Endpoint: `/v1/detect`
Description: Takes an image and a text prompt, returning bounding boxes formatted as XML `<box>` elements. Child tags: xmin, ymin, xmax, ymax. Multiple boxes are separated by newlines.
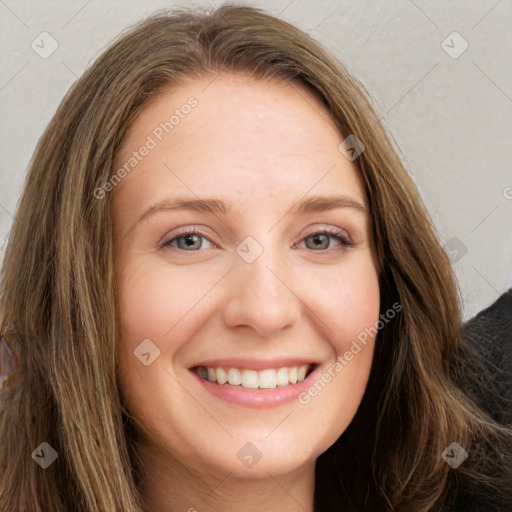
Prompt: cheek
<box><xmin>117</xmin><ymin>259</ymin><xmax>212</xmax><ymax>344</ymax></box>
<box><xmin>336</xmin><ymin>276</ymin><xmax>380</xmax><ymax>352</ymax></box>
<box><xmin>296</xmin><ymin>265</ymin><xmax>379</xmax><ymax>448</ymax></box>
<box><xmin>116</xmin><ymin>261</ymin><xmax>185</xmax><ymax>378</ymax></box>
<box><xmin>307</xmin><ymin>257</ymin><xmax>381</xmax><ymax>353</ymax></box>
<box><xmin>115</xmin><ymin>258</ymin><xmax>226</xmax><ymax>386</ymax></box>
<box><xmin>115</xmin><ymin>260</ymin><xmax>207</xmax><ymax>426</ymax></box>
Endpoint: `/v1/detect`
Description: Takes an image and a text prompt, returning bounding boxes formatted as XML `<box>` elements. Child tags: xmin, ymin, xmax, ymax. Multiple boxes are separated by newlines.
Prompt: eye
<box><xmin>159</xmin><ymin>228</ymin><xmax>214</xmax><ymax>251</ymax></box>
<box><xmin>294</xmin><ymin>228</ymin><xmax>353</xmax><ymax>252</ymax></box>
<box><xmin>160</xmin><ymin>227</ymin><xmax>353</xmax><ymax>252</ymax></box>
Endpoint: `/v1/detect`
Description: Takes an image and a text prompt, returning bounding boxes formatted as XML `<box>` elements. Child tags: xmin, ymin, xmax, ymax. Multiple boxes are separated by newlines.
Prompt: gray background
<box><xmin>1</xmin><ymin>0</ymin><xmax>511</xmax><ymax>321</ymax></box>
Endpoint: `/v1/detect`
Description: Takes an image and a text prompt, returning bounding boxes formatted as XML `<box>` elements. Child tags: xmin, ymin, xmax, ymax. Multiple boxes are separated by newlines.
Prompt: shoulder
<box><xmin>462</xmin><ymin>288</ymin><xmax>512</xmax><ymax>341</ymax></box>
<box><xmin>459</xmin><ymin>288</ymin><xmax>512</xmax><ymax>425</ymax></box>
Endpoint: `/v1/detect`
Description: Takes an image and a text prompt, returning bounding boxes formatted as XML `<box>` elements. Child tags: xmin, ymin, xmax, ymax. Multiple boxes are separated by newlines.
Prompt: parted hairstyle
<box><xmin>0</xmin><ymin>4</ymin><xmax>510</xmax><ymax>511</ymax></box>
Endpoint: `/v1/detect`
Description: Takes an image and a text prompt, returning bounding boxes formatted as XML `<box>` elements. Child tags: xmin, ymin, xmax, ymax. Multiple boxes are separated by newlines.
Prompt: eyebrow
<box><xmin>135</xmin><ymin>194</ymin><xmax>367</xmax><ymax>226</ymax></box>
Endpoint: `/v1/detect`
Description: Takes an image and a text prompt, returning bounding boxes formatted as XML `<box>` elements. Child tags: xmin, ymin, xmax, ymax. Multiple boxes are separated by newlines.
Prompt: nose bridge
<box><xmin>222</xmin><ymin>233</ymin><xmax>300</xmax><ymax>336</ymax></box>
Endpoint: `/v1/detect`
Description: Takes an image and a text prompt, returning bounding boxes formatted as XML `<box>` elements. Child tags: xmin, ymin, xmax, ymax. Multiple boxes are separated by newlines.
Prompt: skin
<box><xmin>113</xmin><ymin>73</ymin><xmax>380</xmax><ymax>512</ymax></box>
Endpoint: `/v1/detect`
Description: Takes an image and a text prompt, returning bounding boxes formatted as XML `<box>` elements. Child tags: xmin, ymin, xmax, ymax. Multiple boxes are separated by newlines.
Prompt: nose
<box><xmin>222</xmin><ymin>245</ymin><xmax>301</xmax><ymax>338</ymax></box>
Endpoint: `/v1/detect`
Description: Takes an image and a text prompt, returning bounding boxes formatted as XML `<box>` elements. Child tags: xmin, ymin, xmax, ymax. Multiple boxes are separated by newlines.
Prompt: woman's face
<box><xmin>113</xmin><ymin>73</ymin><xmax>380</xmax><ymax>480</ymax></box>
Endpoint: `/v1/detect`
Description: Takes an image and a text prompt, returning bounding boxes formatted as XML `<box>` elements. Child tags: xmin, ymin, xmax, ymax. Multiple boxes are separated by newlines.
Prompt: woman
<box><xmin>0</xmin><ymin>5</ymin><xmax>510</xmax><ymax>511</ymax></box>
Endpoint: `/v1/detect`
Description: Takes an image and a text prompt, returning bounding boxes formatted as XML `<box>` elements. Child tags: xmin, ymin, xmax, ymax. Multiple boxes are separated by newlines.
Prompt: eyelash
<box><xmin>159</xmin><ymin>227</ymin><xmax>353</xmax><ymax>252</ymax></box>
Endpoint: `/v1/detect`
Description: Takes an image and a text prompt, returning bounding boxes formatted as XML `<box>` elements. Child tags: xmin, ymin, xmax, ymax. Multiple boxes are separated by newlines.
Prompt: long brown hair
<box><xmin>1</xmin><ymin>5</ymin><xmax>510</xmax><ymax>511</ymax></box>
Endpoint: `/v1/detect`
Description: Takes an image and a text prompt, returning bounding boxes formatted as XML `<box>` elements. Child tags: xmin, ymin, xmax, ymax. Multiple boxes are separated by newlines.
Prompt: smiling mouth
<box><xmin>192</xmin><ymin>364</ymin><xmax>317</xmax><ymax>390</ymax></box>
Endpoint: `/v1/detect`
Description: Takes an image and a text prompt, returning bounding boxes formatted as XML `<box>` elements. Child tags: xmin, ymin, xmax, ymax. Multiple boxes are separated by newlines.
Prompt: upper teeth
<box><xmin>197</xmin><ymin>365</ymin><xmax>311</xmax><ymax>389</ymax></box>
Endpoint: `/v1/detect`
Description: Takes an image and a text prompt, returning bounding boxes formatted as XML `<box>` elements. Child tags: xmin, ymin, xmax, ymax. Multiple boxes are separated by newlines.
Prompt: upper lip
<box><xmin>190</xmin><ymin>358</ymin><xmax>320</xmax><ymax>371</ymax></box>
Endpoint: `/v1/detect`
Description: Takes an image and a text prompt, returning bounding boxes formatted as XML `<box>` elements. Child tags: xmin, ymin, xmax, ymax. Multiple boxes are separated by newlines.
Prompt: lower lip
<box><xmin>190</xmin><ymin>365</ymin><xmax>321</xmax><ymax>409</ymax></box>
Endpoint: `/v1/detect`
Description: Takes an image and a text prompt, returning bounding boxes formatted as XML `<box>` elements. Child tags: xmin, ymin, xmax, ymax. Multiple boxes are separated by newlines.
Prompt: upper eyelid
<box><xmin>161</xmin><ymin>226</ymin><xmax>352</xmax><ymax>248</ymax></box>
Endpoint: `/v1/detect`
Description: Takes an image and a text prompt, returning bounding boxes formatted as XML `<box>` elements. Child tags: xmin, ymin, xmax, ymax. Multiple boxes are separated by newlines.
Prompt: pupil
<box><xmin>311</xmin><ymin>234</ymin><xmax>327</xmax><ymax>249</ymax></box>
<box><xmin>181</xmin><ymin>234</ymin><xmax>199</xmax><ymax>249</ymax></box>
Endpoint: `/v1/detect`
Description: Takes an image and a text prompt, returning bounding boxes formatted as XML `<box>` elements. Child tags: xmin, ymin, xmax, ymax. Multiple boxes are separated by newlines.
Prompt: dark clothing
<box><xmin>459</xmin><ymin>288</ymin><xmax>512</xmax><ymax>426</ymax></box>
<box><xmin>452</xmin><ymin>288</ymin><xmax>512</xmax><ymax>511</ymax></box>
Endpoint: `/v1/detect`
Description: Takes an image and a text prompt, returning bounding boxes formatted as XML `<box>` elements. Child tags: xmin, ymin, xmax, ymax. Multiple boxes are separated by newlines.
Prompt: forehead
<box><xmin>113</xmin><ymin>73</ymin><xmax>366</xmax><ymax>221</ymax></box>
